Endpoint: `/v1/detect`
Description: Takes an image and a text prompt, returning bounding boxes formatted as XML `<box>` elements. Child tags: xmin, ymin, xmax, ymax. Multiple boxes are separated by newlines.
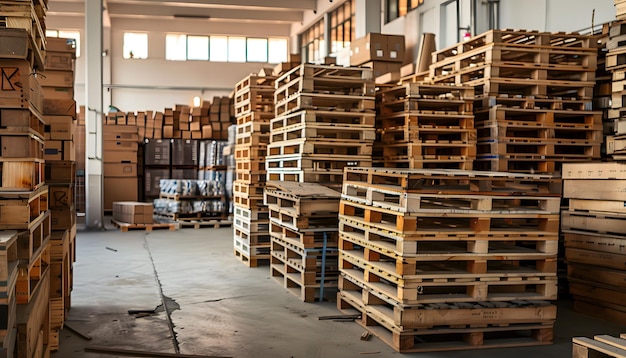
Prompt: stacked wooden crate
<box><xmin>0</xmin><ymin>231</ymin><xmax>18</xmax><ymax>356</ymax></box>
<box><xmin>265</xmin><ymin>182</ymin><xmax>340</xmax><ymax>302</ymax></box>
<box><xmin>374</xmin><ymin>83</ymin><xmax>476</xmax><ymax>169</ymax></box>
<box><xmin>338</xmin><ymin>167</ymin><xmax>560</xmax><ymax>352</ymax></box>
<box><xmin>428</xmin><ymin>29</ymin><xmax>602</xmax><ymax>173</ymax></box>
<box><xmin>605</xmin><ymin>20</ymin><xmax>626</xmax><ymax>159</ymax></box>
<box><xmin>232</xmin><ymin>73</ymin><xmax>275</xmax><ymax>267</ymax></box>
<box><xmin>561</xmin><ymin>162</ymin><xmax>626</xmax><ymax>324</ymax></box>
<box><xmin>40</xmin><ymin>36</ymin><xmax>77</xmax><ymax>351</ymax></box>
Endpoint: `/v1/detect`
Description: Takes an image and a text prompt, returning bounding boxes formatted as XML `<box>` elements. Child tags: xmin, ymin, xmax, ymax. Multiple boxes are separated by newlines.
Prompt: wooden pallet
<box><xmin>573</xmin><ymin>334</ymin><xmax>626</xmax><ymax>358</ymax></box>
<box><xmin>378</xmin><ymin>113</ymin><xmax>475</xmax><ymax>140</ymax></box>
<box><xmin>474</xmin><ymin>94</ymin><xmax>592</xmax><ymax>111</ymax></box>
<box><xmin>111</xmin><ymin>219</ymin><xmax>176</xmax><ymax>232</ymax></box>
<box><xmin>233</xmin><ymin>247</ymin><xmax>270</xmax><ymax>267</ymax></box>
<box><xmin>233</xmin><ymin>181</ymin><xmax>266</xmax><ymax>199</ymax></box>
<box><xmin>235</xmin><ymin>74</ymin><xmax>276</xmax><ymax>94</ymax></box>
<box><xmin>176</xmin><ymin>218</ymin><xmax>233</xmax><ymax>229</ymax></box>
<box><xmin>235</xmin><ymin>110</ymin><xmax>274</xmax><ymax>126</ymax></box>
<box><xmin>234</xmin><ymin>227</ymin><xmax>270</xmax><ymax>247</ymax></box>
<box><xmin>269</xmin><ymin>222</ymin><xmax>339</xmax><ymax>249</ymax></box>
<box><xmin>379</xmin><ymin>95</ymin><xmax>474</xmax><ymax>117</ymax></box>
<box><xmin>270</xmin><ymin>110</ymin><xmax>375</xmax><ymax>133</ymax></box>
<box><xmin>233</xmin><ymin>214</ymin><xmax>269</xmax><ymax>234</ymax></box>
<box><xmin>275</xmin><ymin>63</ymin><xmax>373</xmax><ymax>92</ymax></box>
<box><xmin>234</xmin><ymin>143</ymin><xmax>267</xmax><ymax>161</ymax></box>
<box><xmin>270</xmin><ymin>122</ymin><xmax>375</xmax><ymax>144</ymax></box>
<box><xmin>267</xmin><ymin>137</ymin><xmax>373</xmax><ymax>157</ymax></box>
<box><xmin>236</xmin><ymin>120</ymin><xmax>270</xmax><ymax>139</ymax></box>
<box><xmin>338</xmin><ymin>288</ymin><xmax>554</xmax><ymax>353</ymax></box>
<box><xmin>233</xmin><ymin>192</ymin><xmax>264</xmax><ymax>210</ymax></box>
<box><xmin>265</xmin><ymin>154</ymin><xmax>372</xmax><ymax>174</ymax></box>
<box><xmin>233</xmin><ymin>205</ymin><xmax>269</xmax><ymax>222</ymax></box>
<box><xmin>233</xmin><ymin>234</ymin><xmax>270</xmax><ymax>257</ymax></box>
<box><xmin>275</xmin><ymin>92</ymin><xmax>375</xmax><ymax>117</ymax></box>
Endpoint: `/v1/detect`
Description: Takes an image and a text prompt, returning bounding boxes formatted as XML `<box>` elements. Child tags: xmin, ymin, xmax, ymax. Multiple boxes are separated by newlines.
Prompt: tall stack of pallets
<box><xmin>264</xmin><ymin>64</ymin><xmax>376</xmax><ymax>301</ymax></box>
<box><xmin>265</xmin><ymin>181</ymin><xmax>340</xmax><ymax>302</ymax></box>
<box><xmin>428</xmin><ymin>29</ymin><xmax>602</xmax><ymax>173</ymax></box>
<box><xmin>41</xmin><ymin>36</ymin><xmax>77</xmax><ymax>352</ymax></box>
<box><xmin>374</xmin><ymin>83</ymin><xmax>476</xmax><ymax>169</ymax></box>
<box><xmin>232</xmin><ymin>72</ymin><xmax>275</xmax><ymax>267</ymax></box>
<box><xmin>0</xmin><ymin>4</ymin><xmax>52</xmax><ymax>354</ymax></box>
<box><xmin>337</xmin><ymin>167</ymin><xmax>560</xmax><ymax>352</ymax></box>
<box><xmin>562</xmin><ymin>162</ymin><xmax>626</xmax><ymax>324</ymax></box>
<box><xmin>605</xmin><ymin>20</ymin><xmax>626</xmax><ymax>159</ymax></box>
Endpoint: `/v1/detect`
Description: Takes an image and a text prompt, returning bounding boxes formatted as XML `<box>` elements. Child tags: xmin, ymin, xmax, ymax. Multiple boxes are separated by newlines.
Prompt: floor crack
<box><xmin>143</xmin><ymin>235</ymin><xmax>180</xmax><ymax>354</ymax></box>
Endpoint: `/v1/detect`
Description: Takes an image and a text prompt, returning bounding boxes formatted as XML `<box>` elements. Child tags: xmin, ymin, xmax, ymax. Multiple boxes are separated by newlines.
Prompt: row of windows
<box><xmin>47</xmin><ymin>30</ymin><xmax>288</xmax><ymax>64</ymax></box>
<box><xmin>300</xmin><ymin>0</ymin><xmax>356</xmax><ymax>64</ymax></box>
<box><xmin>386</xmin><ymin>0</ymin><xmax>425</xmax><ymax>22</ymax></box>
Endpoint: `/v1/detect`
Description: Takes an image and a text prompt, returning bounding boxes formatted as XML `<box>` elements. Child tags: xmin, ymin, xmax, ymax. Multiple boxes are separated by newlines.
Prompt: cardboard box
<box><xmin>1</xmin><ymin>135</ymin><xmax>43</xmax><ymax>158</ymax></box>
<box><xmin>112</xmin><ymin>201</ymin><xmax>153</xmax><ymax>224</ymax></box>
<box><xmin>45</xmin><ymin>52</ymin><xmax>74</xmax><ymax>71</ymax></box>
<box><xmin>45</xmin><ymin>161</ymin><xmax>76</xmax><ymax>184</ymax></box>
<box><xmin>144</xmin><ymin>140</ymin><xmax>170</xmax><ymax>165</ymax></box>
<box><xmin>103</xmin><ymin>150</ymin><xmax>137</xmax><ymax>163</ymax></box>
<box><xmin>44</xmin><ymin>140</ymin><xmax>73</xmax><ymax>161</ymax></box>
<box><xmin>42</xmin><ymin>86</ymin><xmax>74</xmax><ymax>100</ymax></box>
<box><xmin>43</xmin><ymin>98</ymin><xmax>76</xmax><ymax>117</ymax></box>
<box><xmin>362</xmin><ymin>61</ymin><xmax>403</xmax><ymax>79</ymax></box>
<box><xmin>104</xmin><ymin>177</ymin><xmax>138</xmax><ymax>211</ymax></box>
<box><xmin>387</xmin><ymin>35</ymin><xmax>406</xmax><ymax>62</ymax></box>
<box><xmin>0</xmin><ymin>28</ymin><xmax>30</xmax><ymax>60</ymax></box>
<box><xmin>104</xmin><ymin>163</ymin><xmax>137</xmax><ymax>177</ymax></box>
<box><xmin>144</xmin><ymin>168</ymin><xmax>169</xmax><ymax>197</ymax></box>
<box><xmin>50</xmin><ymin>204</ymin><xmax>76</xmax><ymax>230</ymax></box>
<box><xmin>103</xmin><ymin>140</ymin><xmax>138</xmax><ymax>152</ymax></box>
<box><xmin>350</xmin><ymin>33</ymin><xmax>406</xmax><ymax>66</ymax></box>
<box><xmin>40</xmin><ymin>70</ymin><xmax>74</xmax><ymax>88</ymax></box>
<box><xmin>171</xmin><ymin>168</ymin><xmax>197</xmax><ymax>179</ymax></box>
<box><xmin>46</xmin><ymin>37</ymin><xmax>77</xmax><ymax>54</ymax></box>
<box><xmin>44</xmin><ymin>115</ymin><xmax>74</xmax><ymax>140</ymax></box>
<box><xmin>172</xmin><ymin>139</ymin><xmax>198</xmax><ymax>166</ymax></box>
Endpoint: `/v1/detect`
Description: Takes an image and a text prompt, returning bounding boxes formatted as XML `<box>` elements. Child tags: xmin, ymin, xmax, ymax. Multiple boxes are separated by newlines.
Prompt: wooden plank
<box><xmin>568</xmin><ymin>199</ymin><xmax>626</xmax><ymax>214</ymax></box>
<box><xmin>563</xmin><ymin>179</ymin><xmax>626</xmax><ymax>200</ymax></box>
<box><xmin>572</xmin><ymin>337</ymin><xmax>626</xmax><ymax>358</ymax></box>
<box><xmin>562</xmin><ymin>162</ymin><xmax>626</xmax><ymax>179</ymax></box>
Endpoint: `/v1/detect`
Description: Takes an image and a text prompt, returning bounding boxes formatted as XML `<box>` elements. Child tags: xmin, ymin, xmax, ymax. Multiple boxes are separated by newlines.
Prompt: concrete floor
<box><xmin>52</xmin><ymin>220</ymin><xmax>626</xmax><ymax>358</ymax></box>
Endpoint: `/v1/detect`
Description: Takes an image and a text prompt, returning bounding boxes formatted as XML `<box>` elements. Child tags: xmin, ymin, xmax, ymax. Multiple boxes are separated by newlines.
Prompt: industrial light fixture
<box><xmin>193</xmin><ymin>96</ymin><xmax>201</xmax><ymax>107</ymax></box>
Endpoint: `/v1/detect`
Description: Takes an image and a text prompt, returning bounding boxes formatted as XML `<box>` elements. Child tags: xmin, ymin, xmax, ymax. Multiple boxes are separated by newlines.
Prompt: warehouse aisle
<box><xmin>53</xmin><ymin>221</ymin><xmax>625</xmax><ymax>358</ymax></box>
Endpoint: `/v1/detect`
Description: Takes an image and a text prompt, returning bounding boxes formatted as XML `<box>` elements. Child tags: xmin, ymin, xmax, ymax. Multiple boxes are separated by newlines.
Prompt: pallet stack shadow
<box><xmin>265</xmin><ymin>182</ymin><xmax>340</xmax><ymax>302</ymax></box>
<box><xmin>427</xmin><ymin>29</ymin><xmax>602</xmax><ymax>173</ymax></box>
<box><xmin>0</xmin><ymin>7</ymin><xmax>51</xmax><ymax>356</ymax></box>
<box><xmin>561</xmin><ymin>162</ymin><xmax>626</xmax><ymax>324</ymax></box>
<box><xmin>232</xmin><ymin>72</ymin><xmax>275</xmax><ymax>267</ymax></box>
<box><xmin>337</xmin><ymin>167</ymin><xmax>560</xmax><ymax>352</ymax></box>
<box><xmin>41</xmin><ymin>36</ymin><xmax>77</xmax><ymax>352</ymax></box>
<box><xmin>605</xmin><ymin>20</ymin><xmax>626</xmax><ymax>159</ymax></box>
<box><xmin>374</xmin><ymin>83</ymin><xmax>476</xmax><ymax>170</ymax></box>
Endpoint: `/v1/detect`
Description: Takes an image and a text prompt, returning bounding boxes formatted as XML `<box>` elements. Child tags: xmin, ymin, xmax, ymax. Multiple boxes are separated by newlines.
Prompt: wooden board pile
<box><xmin>337</xmin><ymin>167</ymin><xmax>560</xmax><ymax>352</ymax></box>
<box><xmin>374</xmin><ymin>83</ymin><xmax>476</xmax><ymax>169</ymax></box>
<box><xmin>605</xmin><ymin>20</ymin><xmax>626</xmax><ymax>159</ymax></box>
<box><xmin>268</xmin><ymin>64</ymin><xmax>376</xmax><ymax>186</ymax></box>
<box><xmin>428</xmin><ymin>29</ymin><xmax>602</xmax><ymax>173</ymax></box>
<box><xmin>265</xmin><ymin>181</ymin><xmax>340</xmax><ymax>302</ymax></box>
<box><xmin>232</xmin><ymin>72</ymin><xmax>275</xmax><ymax>267</ymax></box>
<box><xmin>573</xmin><ymin>333</ymin><xmax>626</xmax><ymax>357</ymax></box>
<box><xmin>561</xmin><ymin>162</ymin><xmax>626</xmax><ymax>324</ymax></box>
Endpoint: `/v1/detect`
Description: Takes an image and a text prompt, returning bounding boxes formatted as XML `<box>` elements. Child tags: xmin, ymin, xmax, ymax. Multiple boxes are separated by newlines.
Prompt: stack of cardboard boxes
<box><xmin>349</xmin><ymin>33</ymin><xmax>405</xmax><ymax>83</ymax></box>
<box><xmin>103</xmin><ymin>113</ymin><xmax>139</xmax><ymax>211</ymax></box>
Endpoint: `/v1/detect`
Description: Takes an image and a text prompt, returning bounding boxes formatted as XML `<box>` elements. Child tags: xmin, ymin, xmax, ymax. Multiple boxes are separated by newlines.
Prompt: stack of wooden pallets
<box><xmin>573</xmin><ymin>333</ymin><xmax>626</xmax><ymax>357</ymax></box>
<box><xmin>265</xmin><ymin>181</ymin><xmax>340</xmax><ymax>302</ymax></box>
<box><xmin>562</xmin><ymin>162</ymin><xmax>626</xmax><ymax>324</ymax></box>
<box><xmin>428</xmin><ymin>29</ymin><xmax>602</xmax><ymax>173</ymax></box>
<box><xmin>232</xmin><ymin>72</ymin><xmax>276</xmax><ymax>267</ymax></box>
<box><xmin>268</xmin><ymin>64</ymin><xmax>376</xmax><ymax>186</ymax></box>
<box><xmin>374</xmin><ymin>83</ymin><xmax>476</xmax><ymax>169</ymax></box>
<box><xmin>605</xmin><ymin>20</ymin><xmax>626</xmax><ymax>159</ymax></box>
<box><xmin>337</xmin><ymin>167</ymin><xmax>560</xmax><ymax>352</ymax></box>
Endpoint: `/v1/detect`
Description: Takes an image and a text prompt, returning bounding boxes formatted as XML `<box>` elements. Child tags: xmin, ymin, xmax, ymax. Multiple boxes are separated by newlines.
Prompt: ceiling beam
<box><xmin>106</xmin><ymin>3</ymin><xmax>305</xmax><ymax>22</ymax></box>
<box><xmin>107</xmin><ymin>0</ymin><xmax>317</xmax><ymax>11</ymax></box>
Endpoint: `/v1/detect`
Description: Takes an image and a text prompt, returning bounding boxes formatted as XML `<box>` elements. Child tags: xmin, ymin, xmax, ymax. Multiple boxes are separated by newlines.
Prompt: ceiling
<box><xmin>47</xmin><ymin>0</ymin><xmax>317</xmax><ymax>24</ymax></box>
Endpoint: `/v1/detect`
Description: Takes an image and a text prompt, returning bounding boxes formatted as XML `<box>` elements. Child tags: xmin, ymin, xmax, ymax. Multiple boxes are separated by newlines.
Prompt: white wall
<box><xmin>45</xmin><ymin>15</ymin><xmax>291</xmax><ymax>112</ymax></box>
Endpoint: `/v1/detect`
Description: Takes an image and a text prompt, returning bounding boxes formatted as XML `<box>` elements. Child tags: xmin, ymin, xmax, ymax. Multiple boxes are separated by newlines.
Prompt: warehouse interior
<box><xmin>0</xmin><ymin>0</ymin><xmax>624</xmax><ymax>357</ymax></box>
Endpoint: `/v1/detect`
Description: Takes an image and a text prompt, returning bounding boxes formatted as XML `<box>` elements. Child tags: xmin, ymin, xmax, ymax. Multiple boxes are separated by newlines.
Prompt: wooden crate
<box><xmin>16</xmin><ymin>269</ymin><xmax>49</xmax><ymax>358</ymax></box>
<box><xmin>0</xmin><ymin>60</ymin><xmax>42</xmax><ymax>113</ymax></box>
<box><xmin>0</xmin><ymin>185</ymin><xmax>48</xmax><ymax>228</ymax></box>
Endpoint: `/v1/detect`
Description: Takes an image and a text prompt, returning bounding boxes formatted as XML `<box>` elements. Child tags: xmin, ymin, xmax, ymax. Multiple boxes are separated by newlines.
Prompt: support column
<box><xmin>355</xmin><ymin>0</ymin><xmax>381</xmax><ymax>39</ymax></box>
<box><xmin>85</xmin><ymin>0</ymin><xmax>104</xmax><ymax>229</ymax></box>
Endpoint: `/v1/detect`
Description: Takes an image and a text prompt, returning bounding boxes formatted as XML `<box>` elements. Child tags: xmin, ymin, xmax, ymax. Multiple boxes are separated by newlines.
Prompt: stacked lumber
<box><xmin>265</xmin><ymin>181</ymin><xmax>340</xmax><ymax>302</ymax></box>
<box><xmin>337</xmin><ymin>167</ymin><xmax>559</xmax><ymax>352</ymax></box>
<box><xmin>573</xmin><ymin>333</ymin><xmax>626</xmax><ymax>357</ymax></box>
<box><xmin>605</xmin><ymin>20</ymin><xmax>626</xmax><ymax>159</ymax></box>
<box><xmin>232</xmin><ymin>71</ymin><xmax>275</xmax><ymax>267</ymax></box>
<box><xmin>41</xmin><ymin>36</ymin><xmax>77</xmax><ymax>352</ymax></box>
<box><xmin>268</xmin><ymin>64</ymin><xmax>376</xmax><ymax>185</ymax></box>
<box><xmin>562</xmin><ymin>162</ymin><xmax>626</xmax><ymax>324</ymax></box>
<box><xmin>428</xmin><ymin>29</ymin><xmax>602</xmax><ymax>173</ymax></box>
<box><xmin>374</xmin><ymin>83</ymin><xmax>476</xmax><ymax>169</ymax></box>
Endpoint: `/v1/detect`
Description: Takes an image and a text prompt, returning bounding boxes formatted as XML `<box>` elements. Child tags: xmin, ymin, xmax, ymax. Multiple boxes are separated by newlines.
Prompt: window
<box><xmin>123</xmin><ymin>32</ymin><xmax>148</xmax><ymax>59</ymax></box>
<box><xmin>187</xmin><ymin>36</ymin><xmax>209</xmax><ymax>60</ymax></box>
<box><xmin>165</xmin><ymin>34</ymin><xmax>287</xmax><ymax>63</ymax></box>
<box><xmin>268</xmin><ymin>38</ymin><xmax>288</xmax><ymax>63</ymax></box>
<box><xmin>441</xmin><ymin>0</ymin><xmax>472</xmax><ymax>48</ymax></box>
<box><xmin>210</xmin><ymin>36</ymin><xmax>228</xmax><ymax>62</ymax></box>
<box><xmin>247</xmin><ymin>38</ymin><xmax>268</xmax><ymax>62</ymax></box>
<box><xmin>228</xmin><ymin>37</ymin><xmax>246</xmax><ymax>62</ymax></box>
<box><xmin>387</xmin><ymin>0</ymin><xmax>425</xmax><ymax>22</ymax></box>
<box><xmin>300</xmin><ymin>18</ymin><xmax>325</xmax><ymax>64</ymax></box>
<box><xmin>46</xmin><ymin>29</ymin><xmax>80</xmax><ymax>57</ymax></box>
<box><xmin>165</xmin><ymin>34</ymin><xmax>186</xmax><ymax>61</ymax></box>
<box><xmin>330</xmin><ymin>0</ymin><xmax>355</xmax><ymax>54</ymax></box>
